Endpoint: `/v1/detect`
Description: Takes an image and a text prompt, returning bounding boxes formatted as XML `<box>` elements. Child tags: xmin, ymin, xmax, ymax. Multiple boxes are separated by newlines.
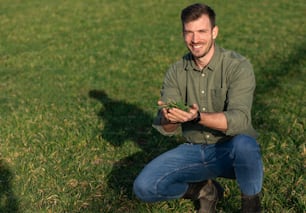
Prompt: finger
<box><xmin>161</xmin><ymin>107</ymin><xmax>168</xmax><ymax>116</ymax></box>
<box><xmin>166</xmin><ymin>110</ymin><xmax>182</xmax><ymax>122</ymax></box>
<box><xmin>171</xmin><ymin>107</ymin><xmax>189</xmax><ymax>116</ymax></box>
<box><xmin>157</xmin><ymin>100</ymin><xmax>165</xmax><ymax>106</ymax></box>
<box><xmin>166</xmin><ymin>113</ymin><xmax>176</xmax><ymax>123</ymax></box>
<box><xmin>190</xmin><ymin>103</ymin><xmax>199</xmax><ymax>111</ymax></box>
<box><xmin>170</xmin><ymin>108</ymin><xmax>193</xmax><ymax>122</ymax></box>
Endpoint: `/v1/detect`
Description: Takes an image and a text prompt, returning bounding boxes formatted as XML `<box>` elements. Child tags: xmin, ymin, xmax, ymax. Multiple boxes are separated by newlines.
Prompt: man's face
<box><xmin>183</xmin><ymin>15</ymin><xmax>218</xmax><ymax>59</ymax></box>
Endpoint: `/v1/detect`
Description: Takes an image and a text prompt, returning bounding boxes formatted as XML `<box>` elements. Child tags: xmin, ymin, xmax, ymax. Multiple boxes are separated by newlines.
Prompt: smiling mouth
<box><xmin>191</xmin><ymin>43</ymin><xmax>204</xmax><ymax>49</ymax></box>
<box><xmin>193</xmin><ymin>45</ymin><xmax>202</xmax><ymax>49</ymax></box>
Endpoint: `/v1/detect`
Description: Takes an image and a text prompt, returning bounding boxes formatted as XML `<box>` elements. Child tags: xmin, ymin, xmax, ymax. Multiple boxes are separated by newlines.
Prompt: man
<box><xmin>133</xmin><ymin>3</ymin><xmax>263</xmax><ymax>213</ymax></box>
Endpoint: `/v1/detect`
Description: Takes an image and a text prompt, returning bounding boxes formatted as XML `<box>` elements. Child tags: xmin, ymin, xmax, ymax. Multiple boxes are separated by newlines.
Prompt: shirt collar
<box><xmin>184</xmin><ymin>44</ymin><xmax>221</xmax><ymax>72</ymax></box>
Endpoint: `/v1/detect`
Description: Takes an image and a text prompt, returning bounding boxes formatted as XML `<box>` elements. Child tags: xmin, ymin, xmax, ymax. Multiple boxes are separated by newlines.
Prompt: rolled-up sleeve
<box><xmin>223</xmin><ymin>60</ymin><xmax>257</xmax><ymax>137</ymax></box>
<box><xmin>152</xmin><ymin>64</ymin><xmax>184</xmax><ymax>136</ymax></box>
<box><xmin>160</xmin><ymin>64</ymin><xmax>185</xmax><ymax>104</ymax></box>
<box><xmin>152</xmin><ymin>110</ymin><xmax>182</xmax><ymax>136</ymax></box>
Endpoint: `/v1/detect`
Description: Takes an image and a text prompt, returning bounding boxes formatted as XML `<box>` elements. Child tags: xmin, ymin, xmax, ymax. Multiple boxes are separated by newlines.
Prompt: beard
<box><xmin>189</xmin><ymin>40</ymin><xmax>214</xmax><ymax>59</ymax></box>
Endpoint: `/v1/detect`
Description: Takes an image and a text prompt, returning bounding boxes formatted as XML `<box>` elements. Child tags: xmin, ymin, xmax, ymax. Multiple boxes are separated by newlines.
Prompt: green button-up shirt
<box><xmin>153</xmin><ymin>45</ymin><xmax>258</xmax><ymax>144</ymax></box>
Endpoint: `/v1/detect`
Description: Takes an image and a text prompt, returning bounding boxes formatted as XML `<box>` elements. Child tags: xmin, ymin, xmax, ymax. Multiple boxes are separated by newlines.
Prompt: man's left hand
<box><xmin>166</xmin><ymin>104</ymin><xmax>199</xmax><ymax>123</ymax></box>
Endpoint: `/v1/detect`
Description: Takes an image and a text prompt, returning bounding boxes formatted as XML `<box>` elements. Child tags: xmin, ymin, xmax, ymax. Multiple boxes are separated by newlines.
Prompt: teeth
<box><xmin>193</xmin><ymin>45</ymin><xmax>202</xmax><ymax>49</ymax></box>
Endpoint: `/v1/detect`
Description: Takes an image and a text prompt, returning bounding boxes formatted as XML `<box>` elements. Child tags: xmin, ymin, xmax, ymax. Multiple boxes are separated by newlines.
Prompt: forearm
<box><xmin>158</xmin><ymin>102</ymin><xmax>228</xmax><ymax>132</ymax></box>
<box><xmin>161</xmin><ymin>109</ymin><xmax>228</xmax><ymax>133</ymax></box>
<box><xmin>198</xmin><ymin>112</ymin><xmax>228</xmax><ymax>132</ymax></box>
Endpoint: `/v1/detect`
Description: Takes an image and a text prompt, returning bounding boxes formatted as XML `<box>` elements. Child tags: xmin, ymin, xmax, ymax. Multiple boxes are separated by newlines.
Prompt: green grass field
<box><xmin>0</xmin><ymin>0</ymin><xmax>305</xmax><ymax>212</ymax></box>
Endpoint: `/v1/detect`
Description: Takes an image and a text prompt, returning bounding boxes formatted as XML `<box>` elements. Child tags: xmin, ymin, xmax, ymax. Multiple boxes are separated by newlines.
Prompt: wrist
<box><xmin>161</xmin><ymin>115</ymin><xmax>179</xmax><ymax>125</ymax></box>
<box><xmin>192</xmin><ymin>111</ymin><xmax>201</xmax><ymax>123</ymax></box>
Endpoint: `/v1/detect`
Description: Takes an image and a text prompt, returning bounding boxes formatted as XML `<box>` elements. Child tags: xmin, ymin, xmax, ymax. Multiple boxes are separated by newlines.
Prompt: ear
<box><xmin>212</xmin><ymin>26</ymin><xmax>219</xmax><ymax>40</ymax></box>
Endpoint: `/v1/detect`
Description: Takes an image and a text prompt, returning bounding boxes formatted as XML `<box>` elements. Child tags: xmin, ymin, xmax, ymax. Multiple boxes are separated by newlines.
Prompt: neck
<box><xmin>195</xmin><ymin>58</ymin><xmax>208</xmax><ymax>70</ymax></box>
<box><xmin>194</xmin><ymin>43</ymin><xmax>215</xmax><ymax>70</ymax></box>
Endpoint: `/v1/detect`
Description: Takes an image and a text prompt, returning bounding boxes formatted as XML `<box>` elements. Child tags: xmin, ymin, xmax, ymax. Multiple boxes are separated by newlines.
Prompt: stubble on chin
<box><xmin>191</xmin><ymin>42</ymin><xmax>214</xmax><ymax>59</ymax></box>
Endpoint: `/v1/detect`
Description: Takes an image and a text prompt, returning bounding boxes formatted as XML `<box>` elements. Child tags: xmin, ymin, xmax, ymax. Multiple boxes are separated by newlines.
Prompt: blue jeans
<box><xmin>133</xmin><ymin>134</ymin><xmax>263</xmax><ymax>202</ymax></box>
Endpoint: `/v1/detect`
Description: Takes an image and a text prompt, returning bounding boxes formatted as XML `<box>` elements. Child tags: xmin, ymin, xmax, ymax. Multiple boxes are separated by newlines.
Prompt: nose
<box><xmin>192</xmin><ymin>32</ymin><xmax>199</xmax><ymax>43</ymax></box>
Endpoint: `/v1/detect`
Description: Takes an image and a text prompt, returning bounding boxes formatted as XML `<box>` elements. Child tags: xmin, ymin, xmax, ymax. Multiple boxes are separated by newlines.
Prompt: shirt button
<box><xmin>201</xmin><ymin>90</ymin><xmax>205</xmax><ymax>94</ymax></box>
<box><xmin>202</xmin><ymin>107</ymin><xmax>206</xmax><ymax>111</ymax></box>
<box><xmin>201</xmin><ymin>73</ymin><xmax>205</xmax><ymax>77</ymax></box>
<box><xmin>206</xmin><ymin>135</ymin><xmax>210</xmax><ymax>139</ymax></box>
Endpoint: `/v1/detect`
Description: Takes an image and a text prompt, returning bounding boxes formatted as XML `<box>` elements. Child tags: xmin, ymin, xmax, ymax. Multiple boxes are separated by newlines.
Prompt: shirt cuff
<box><xmin>152</xmin><ymin>112</ymin><xmax>181</xmax><ymax>136</ymax></box>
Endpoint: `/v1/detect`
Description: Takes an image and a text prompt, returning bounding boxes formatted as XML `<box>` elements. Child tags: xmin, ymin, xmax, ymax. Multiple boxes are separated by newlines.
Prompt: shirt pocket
<box><xmin>210</xmin><ymin>88</ymin><xmax>228</xmax><ymax>111</ymax></box>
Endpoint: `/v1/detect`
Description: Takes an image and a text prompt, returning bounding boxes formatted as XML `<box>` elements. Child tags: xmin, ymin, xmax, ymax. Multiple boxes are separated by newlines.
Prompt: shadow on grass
<box><xmin>88</xmin><ymin>90</ymin><xmax>181</xmax><ymax>211</ymax></box>
<box><xmin>0</xmin><ymin>160</ymin><xmax>19</xmax><ymax>213</ymax></box>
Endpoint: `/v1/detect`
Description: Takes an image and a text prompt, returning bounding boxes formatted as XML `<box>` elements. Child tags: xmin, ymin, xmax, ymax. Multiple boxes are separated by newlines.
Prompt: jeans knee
<box><xmin>232</xmin><ymin>135</ymin><xmax>260</xmax><ymax>155</ymax></box>
<box><xmin>231</xmin><ymin>136</ymin><xmax>263</xmax><ymax>195</ymax></box>
<box><xmin>233</xmin><ymin>135</ymin><xmax>261</xmax><ymax>159</ymax></box>
<box><xmin>133</xmin><ymin>177</ymin><xmax>145</xmax><ymax>200</ymax></box>
<box><xmin>133</xmin><ymin>176</ymin><xmax>154</xmax><ymax>202</ymax></box>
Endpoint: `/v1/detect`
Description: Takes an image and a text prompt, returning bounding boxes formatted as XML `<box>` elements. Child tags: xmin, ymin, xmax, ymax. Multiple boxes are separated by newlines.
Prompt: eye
<box><xmin>184</xmin><ymin>31</ymin><xmax>193</xmax><ymax>36</ymax></box>
<box><xmin>198</xmin><ymin>30</ymin><xmax>208</xmax><ymax>34</ymax></box>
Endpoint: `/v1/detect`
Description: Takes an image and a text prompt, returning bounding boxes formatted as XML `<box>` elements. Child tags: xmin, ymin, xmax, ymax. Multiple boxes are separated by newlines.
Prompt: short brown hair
<box><xmin>181</xmin><ymin>3</ymin><xmax>216</xmax><ymax>28</ymax></box>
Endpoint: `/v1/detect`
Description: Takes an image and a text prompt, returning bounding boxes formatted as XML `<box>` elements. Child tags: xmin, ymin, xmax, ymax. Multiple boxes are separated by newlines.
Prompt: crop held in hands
<box><xmin>159</xmin><ymin>100</ymin><xmax>189</xmax><ymax>112</ymax></box>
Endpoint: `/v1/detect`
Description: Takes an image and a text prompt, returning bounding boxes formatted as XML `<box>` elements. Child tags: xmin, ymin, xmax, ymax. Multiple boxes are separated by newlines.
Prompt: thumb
<box><xmin>157</xmin><ymin>100</ymin><xmax>165</xmax><ymax>106</ymax></box>
<box><xmin>191</xmin><ymin>104</ymin><xmax>199</xmax><ymax>111</ymax></box>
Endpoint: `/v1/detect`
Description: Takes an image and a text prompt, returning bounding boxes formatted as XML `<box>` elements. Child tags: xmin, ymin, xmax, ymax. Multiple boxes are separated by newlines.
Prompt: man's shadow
<box><xmin>88</xmin><ymin>90</ymin><xmax>181</xmax><ymax>209</ymax></box>
<box><xmin>0</xmin><ymin>159</ymin><xmax>19</xmax><ymax>213</ymax></box>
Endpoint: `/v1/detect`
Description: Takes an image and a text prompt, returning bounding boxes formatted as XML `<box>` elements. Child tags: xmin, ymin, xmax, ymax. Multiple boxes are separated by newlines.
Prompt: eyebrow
<box><xmin>183</xmin><ymin>29</ymin><xmax>209</xmax><ymax>33</ymax></box>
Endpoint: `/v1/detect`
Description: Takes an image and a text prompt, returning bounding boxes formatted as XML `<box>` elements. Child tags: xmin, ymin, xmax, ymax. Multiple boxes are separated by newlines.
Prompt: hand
<box><xmin>157</xmin><ymin>100</ymin><xmax>175</xmax><ymax>124</ymax></box>
<box><xmin>158</xmin><ymin>101</ymin><xmax>199</xmax><ymax>124</ymax></box>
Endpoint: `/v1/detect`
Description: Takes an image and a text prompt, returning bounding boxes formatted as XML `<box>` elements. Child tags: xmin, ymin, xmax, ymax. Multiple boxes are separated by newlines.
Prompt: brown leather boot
<box><xmin>241</xmin><ymin>193</ymin><xmax>261</xmax><ymax>213</ymax></box>
<box><xmin>183</xmin><ymin>180</ymin><xmax>224</xmax><ymax>213</ymax></box>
